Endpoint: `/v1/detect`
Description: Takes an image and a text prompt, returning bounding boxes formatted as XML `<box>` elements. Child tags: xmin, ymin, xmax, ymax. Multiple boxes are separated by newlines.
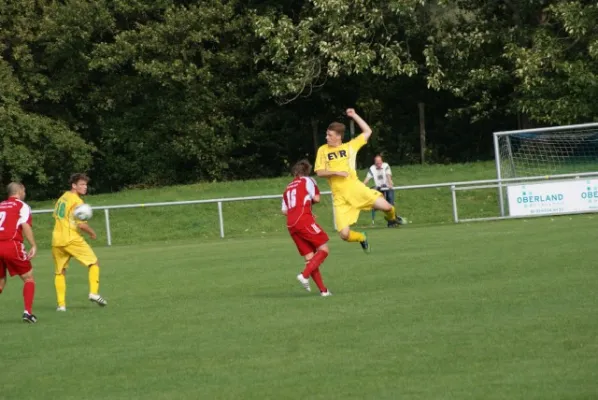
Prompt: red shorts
<box><xmin>288</xmin><ymin>220</ymin><xmax>329</xmax><ymax>256</ymax></box>
<box><xmin>0</xmin><ymin>241</ymin><xmax>32</xmax><ymax>278</ymax></box>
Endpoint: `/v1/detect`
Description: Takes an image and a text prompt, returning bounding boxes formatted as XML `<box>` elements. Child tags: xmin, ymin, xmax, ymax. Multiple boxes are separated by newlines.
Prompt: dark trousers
<box><xmin>371</xmin><ymin>187</ymin><xmax>395</xmax><ymax>222</ymax></box>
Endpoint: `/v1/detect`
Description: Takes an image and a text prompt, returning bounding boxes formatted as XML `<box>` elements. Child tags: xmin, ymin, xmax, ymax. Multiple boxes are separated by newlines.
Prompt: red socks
<box><xmin>310</xmin><ymin>268</ymin><xmax>327</xmax><ymax>293</ymax></box>
<box><xmin>302</xmin><ymin>251</ymin><xmax>328</xmax><ymax>278</ymax></box>
<box><xmin>23</xmin><ymin>281</ymin><xmax>35</xmax><ymax>314</ymax></box>
<box><xmin>302</xmin><ymin>251</ymin><xmax>329</xmax><ymax>292</ymax></box>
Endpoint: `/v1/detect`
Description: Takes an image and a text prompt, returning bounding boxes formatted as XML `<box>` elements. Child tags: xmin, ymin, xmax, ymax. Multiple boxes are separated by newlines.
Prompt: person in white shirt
<box><xmin>363</xmin><ymin>155</ymin><xmax>405</xmax><ymax>226</ymax></box>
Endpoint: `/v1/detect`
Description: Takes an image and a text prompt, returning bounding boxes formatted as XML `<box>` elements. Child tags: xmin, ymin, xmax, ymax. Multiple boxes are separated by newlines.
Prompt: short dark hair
<box><xmin>291</xmin><ymin>159</ymin><xmax>312</xmax><ymax>177</ymax></box>
<box><xmin>69</xmin><ymin>173</ymin><xmax>90</xmax><ymax>186</ymax></box>
<box><xmin>327</xmin><ymin>122</ymin><xmax>345</xmax><ymax>139</ymax></box>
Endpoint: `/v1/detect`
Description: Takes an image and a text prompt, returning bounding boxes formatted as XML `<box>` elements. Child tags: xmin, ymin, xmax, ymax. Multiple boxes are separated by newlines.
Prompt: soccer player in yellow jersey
<box><xmin>52</xmin><ymin>173</ymin><xmax>107</xmax><ymax>311</ymax></box>
<box><xmin>314</xmin><ymin>108</ymin><xmax>405</xmax><ymax>253</ymax></box>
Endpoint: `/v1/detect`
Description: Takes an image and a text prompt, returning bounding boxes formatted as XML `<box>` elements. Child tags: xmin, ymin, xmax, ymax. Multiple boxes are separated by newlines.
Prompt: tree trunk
<box><xmin>311</xmin><ymin>118</ymin><xmax>319</xmax><ymax>157</ymax></box>
<box><xmin>418</xmin><ymin>102</ymin><xmax>426</xmax><ymax>164</ymax></box>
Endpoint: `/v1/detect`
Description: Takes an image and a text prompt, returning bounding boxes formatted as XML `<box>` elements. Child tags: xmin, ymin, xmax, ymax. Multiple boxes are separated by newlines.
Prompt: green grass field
<box><xmin>1</xmin><ymin>216</ymin><xmax>597</xmax><ymax>399</ymax></box>
<box><xmin>2</xmin><ymin>161</ymin><xmax>597</xmax><ymax>399</ymax></box>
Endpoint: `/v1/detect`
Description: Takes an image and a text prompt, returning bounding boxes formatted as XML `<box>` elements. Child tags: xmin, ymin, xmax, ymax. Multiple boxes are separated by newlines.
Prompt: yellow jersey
<box><xmin>52</xmin><ymin>191</ymin><xmax>85</xmax><ymax>247</ymax></box>
<box><xmin>314</xmin><ymin>134</ymin><xmax>367</xmax><ymax>192</ymax></box>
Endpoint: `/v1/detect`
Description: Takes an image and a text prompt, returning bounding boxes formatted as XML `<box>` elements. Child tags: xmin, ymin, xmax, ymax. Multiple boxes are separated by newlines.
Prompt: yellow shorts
<box><xmin>332</xmin><ymin>181</ymin><xmax>382</xmax><ymax>231</ymax></box>
<box><xmin>52</xmin><ymin>239</ymin><xmax>98</xmax><ymax>273</ymax></box>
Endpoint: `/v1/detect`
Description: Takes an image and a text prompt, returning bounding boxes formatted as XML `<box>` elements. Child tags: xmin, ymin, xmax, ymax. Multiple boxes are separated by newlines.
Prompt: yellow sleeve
<box><xmin>349</xmin><ymin>134</ymin><xmax>368</xmax><ymax>153</ymax></box>
<box><xmin>314</xmin><ymin>145</ymin><xmax>326</xmax><ymax>171</ymax></box>
<box><xmin>69</xmin><ymin>196</ymin><xmax>85</xmax><ymax>224</ymax></box>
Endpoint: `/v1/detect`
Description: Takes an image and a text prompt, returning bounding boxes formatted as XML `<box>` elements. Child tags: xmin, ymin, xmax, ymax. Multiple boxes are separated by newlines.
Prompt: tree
<box><xmin>253</xmin><ymin>0</ymin><xmax>423</xmax><ymax>104</ymax></box>
<box><xmin>425</xmin><ymin>0</ymin><xmax>598</xmax><ymax>125</ymax></box>
<box><xmin>0</xmin><ymin>59</ymin><xmax>94</xmax><ymax>198</ymax></box>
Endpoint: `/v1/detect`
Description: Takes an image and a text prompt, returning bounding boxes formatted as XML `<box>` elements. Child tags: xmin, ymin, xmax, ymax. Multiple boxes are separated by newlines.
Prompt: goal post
<box><xmin>493</xmin><ymin>122</ymin><xmax>598</xmax><ymax>217</ymax></box>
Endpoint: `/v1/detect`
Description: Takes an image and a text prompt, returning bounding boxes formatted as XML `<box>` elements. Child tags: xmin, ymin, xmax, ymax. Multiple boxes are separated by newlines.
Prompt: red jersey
<box><xmin>0</xmin><ymin>196</ymin><xmax>32</xmax><ymax>242</ymax></box>
<box><xmin>282</xmin><ymin>177</ymin><xmax>320</xmax><ymax>228</ymax></box>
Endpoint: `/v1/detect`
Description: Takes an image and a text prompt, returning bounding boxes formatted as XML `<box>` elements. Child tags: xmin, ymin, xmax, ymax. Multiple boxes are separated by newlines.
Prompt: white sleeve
<box><xmin>366</xmin><ymin>166</ymin><xmax>374</xmax><ymax>178</ymax></box>
<box><xmin>17</xmin><ymin>203</ymin><xmax>31</xmax><ymax>226</ymax></box>
<box><xmin>304</xmin><ymin>177</ymin><xmax>316</xmax><ymax>199</ymax></box>
<box><xmin>281</xmin><ymin>198</ymin><xmax>288</xmax><ymax>212</ymax></box>
<box><xmin>384</xmin><ymin>163</ymin><xmax>392</xmax><ymax>176</ymax></box>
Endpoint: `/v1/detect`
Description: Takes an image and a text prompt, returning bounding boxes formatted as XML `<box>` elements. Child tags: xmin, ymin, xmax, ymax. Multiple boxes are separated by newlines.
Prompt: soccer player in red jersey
<box><xmin>282</xmin><ymin>159</ymin><xmax>332</xmax><ymax>296</ymax></box>
<box><xmin>0</xmin><ymin>182</ymin><xmax>38</xmax><ymax>323</ymax></box>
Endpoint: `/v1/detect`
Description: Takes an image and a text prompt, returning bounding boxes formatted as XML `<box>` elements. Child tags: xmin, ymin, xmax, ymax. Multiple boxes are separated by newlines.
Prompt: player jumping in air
<box><xmin>52</xmin><ymin>173</ymin><xmax>107</xmax><ymax>311</ymax></box>
<box><xmin>0</xmin><ymin>183</ymin><xmax>38</xmax><ymax>323</ymax></box>
<box><xmin>282</xmin><ymin>160</ymin><xmax>332</xmax><ymax>296</ymax></box>
<box><xmin>314</xmin><ymin>108</ymin><xmax>405</xmax><ymax>253</ymax></box>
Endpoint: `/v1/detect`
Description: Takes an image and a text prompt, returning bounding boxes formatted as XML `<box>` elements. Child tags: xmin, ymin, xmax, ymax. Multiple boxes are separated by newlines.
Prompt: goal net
<box><xmin>493</xmin><ymin>123</ymin><xmax>598</xmax><ymax>217</ymax></box>
<box><xmin>494</xmin><ymin>123</ymin><xmax>598</xmax><ymax>180</ymax></box>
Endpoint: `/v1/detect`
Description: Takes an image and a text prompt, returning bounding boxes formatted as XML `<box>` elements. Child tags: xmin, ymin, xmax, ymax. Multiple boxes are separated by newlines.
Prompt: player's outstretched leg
<box><xmin>359</xmin><ymin>231</ymin><xmax>370</xmax><ymax>254</ymax></box>
<box><xmin>88</xmin><ymin>263</ymin><xmax>107</xmax><ymax>306</ymax></box>
<box><xmin>372</xmin><ymin>197</ymin><xmax>405</xmax><ymax>227</ymax></box>
<box><xmin>339</xmin><ymin>228</ymin><xmax>370</xmax><ymax>254</ymax></box>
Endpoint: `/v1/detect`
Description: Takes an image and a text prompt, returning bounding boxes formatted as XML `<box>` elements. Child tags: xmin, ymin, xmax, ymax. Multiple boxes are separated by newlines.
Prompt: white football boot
<box><xmin>296</xmin><ymin>274</ymin><xmax>311</xmax><ymax>292</ymax></box>
<box><xmin>89</xmin><ymin>293</ymin><xmax>108</xmax><ymax>306</ymax></box>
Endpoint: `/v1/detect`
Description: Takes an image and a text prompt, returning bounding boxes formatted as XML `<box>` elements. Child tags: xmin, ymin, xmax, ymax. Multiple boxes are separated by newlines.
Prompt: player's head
<box><xmin>70</xmin><ymin>173</ymin><xmax>90</xmax><ymax>196</ymax></box>
<box><xmin>291</xmin><ymin>159</ymin><xmax>312</xmax><ymax>177</ymax></box>
<box><xmin>326</xmin><ymin>122</ymin><xmax>345</xmax><ymax>146</ymax></box>
<box><xmin>7</xmin><ymin>182</ymin><xmax>26</xmax><ymax>200</ymax></box>
<box><xmin>374</xmin><ymin>155</ymin><xmax>383</xmax><ymax>168</ymax></box>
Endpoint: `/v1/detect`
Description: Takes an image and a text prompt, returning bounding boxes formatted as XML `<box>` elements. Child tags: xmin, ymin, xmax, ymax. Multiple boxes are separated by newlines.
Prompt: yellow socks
<box><xmin>54</xmin><ymin>265</ymin><xmax>100</xmax><ymax>307</ymax></box>
<box><xmin>384</xmin><ymin>206</ymin><xmax>397</xmax><ymax>221</ymax></box>
<box><xmin>55</xmin><ymin>274</ymin><xmax>66</xmax><ymax>307</ymax></box>
<box><xmin>347</xmin><ymin>230</ymin><xmax>366</xmax><ymax>243</ymax></box>
<box><xmin>88</xmin><ymin>264</ymin><xmax>100</xmax><ymax>294</ymax></box>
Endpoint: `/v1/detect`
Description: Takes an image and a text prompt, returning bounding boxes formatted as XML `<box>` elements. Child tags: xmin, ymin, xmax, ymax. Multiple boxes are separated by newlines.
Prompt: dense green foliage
<box><xmin>2</xmin><ymin>0</ymin><xmax>597</xmax><ymax>198</ymax></box>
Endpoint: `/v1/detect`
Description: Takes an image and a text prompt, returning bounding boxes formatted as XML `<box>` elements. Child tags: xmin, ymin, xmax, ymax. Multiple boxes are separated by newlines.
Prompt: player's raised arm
<box><xmin>346</xmin><ymin>108</ymin><xmax>372</xmax><ymax>141</ymax></box>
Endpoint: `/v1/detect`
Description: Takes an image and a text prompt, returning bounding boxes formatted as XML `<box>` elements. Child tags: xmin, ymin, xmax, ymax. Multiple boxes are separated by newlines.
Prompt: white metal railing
<box><xmin>31</xmin><ymin>171</ymin><xmax>598</xmax><ymax>246</ymax></box>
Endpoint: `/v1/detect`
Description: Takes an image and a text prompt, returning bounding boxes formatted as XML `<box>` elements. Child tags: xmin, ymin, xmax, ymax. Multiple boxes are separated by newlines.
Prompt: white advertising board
<box><xmin>507</xmin><ymin>178</ymin><xmax>598</xmax><ymax>217</ymax></box>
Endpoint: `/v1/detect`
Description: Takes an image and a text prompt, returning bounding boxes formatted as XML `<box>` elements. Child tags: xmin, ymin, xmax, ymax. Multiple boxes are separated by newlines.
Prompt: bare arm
<box><xmin>21</xmin><ymin>223</ymin><xmax>37</xmax><ymax>259</ymax></box>
<box><xmin>386</xmin><ymin>174</ymin><xmax>394</xmax><ymax>187</ymax></box>
<box><xmin>316</xmin><ymin>170</ymin><xmax>348</xmax><ymax>178</ymax></box>
<box><xmin>281</xmin><ymin>198</ymin><xmax>288</xmax><ymax>215</ymax></box>
<box><xmin>78</xmin><ymin>223</ymin><xmax>97</xmax><ymax>240</ymax></box>
<box><xmin>346</xmin><ymin>108</ymin><xmax>372</xmax><ymax>140</ymax></box>
<box><xmin>363</xmin><ymin>176</ymin><xmax>371</xmax><ymax>185</ymax></box>
<box><xmin>313</xmin><ymin>194</ymin><xmax>321</xmax><ymax>203</ymax></box>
